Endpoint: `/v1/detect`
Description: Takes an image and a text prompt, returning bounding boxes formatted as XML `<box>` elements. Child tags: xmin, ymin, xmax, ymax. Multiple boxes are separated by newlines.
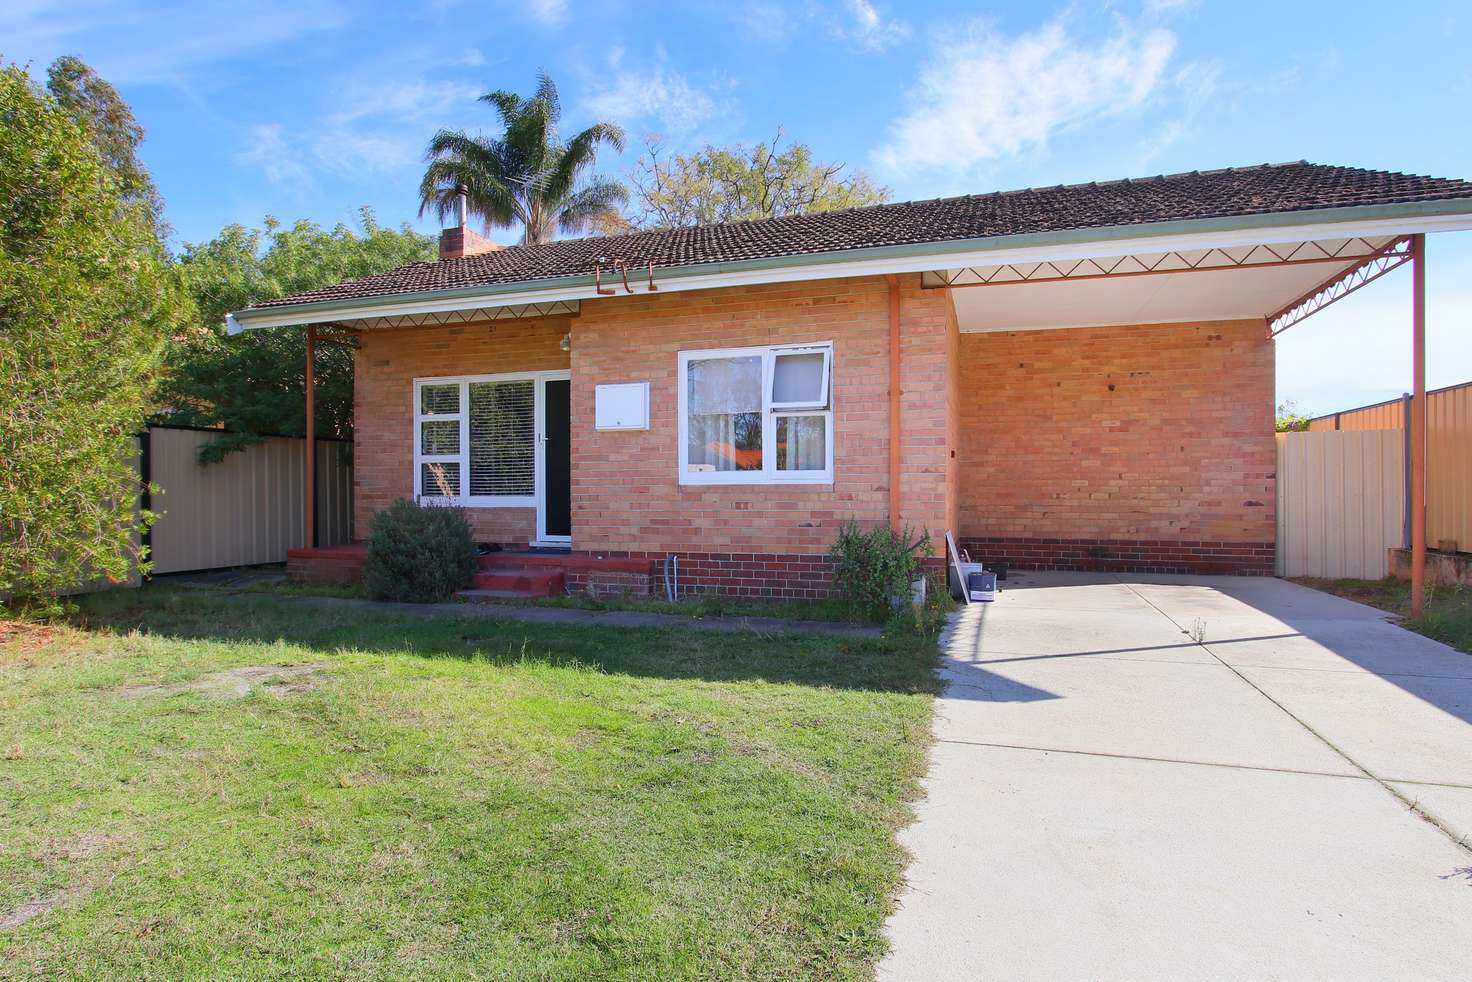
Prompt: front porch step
<box><xmin>468</xmin><ymin>567</ymin><xmax>565</xmax><ymax>597</ymax></box>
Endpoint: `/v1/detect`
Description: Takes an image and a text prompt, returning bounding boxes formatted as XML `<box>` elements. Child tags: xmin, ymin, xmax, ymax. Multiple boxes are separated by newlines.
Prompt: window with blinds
<box><xmin>413</xmin><ymin>375</ymin><xmax>543</xmax><ymax>506</ymax></box>
<box><xmin>469</xmin><ymin>379</ymin><xmax>534</xmax><ymax>497</ymax></box>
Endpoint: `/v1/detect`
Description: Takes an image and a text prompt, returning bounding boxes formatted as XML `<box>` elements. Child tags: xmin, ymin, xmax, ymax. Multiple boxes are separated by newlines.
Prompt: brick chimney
<box><xmin>439</xmin><ymin>186</ymin><xmax>505</xmax><ymax>260</ymax></box>
<box><xmin>439</xmin><ymin>225</ymin><xmax>504</xmax><ymax>260</ymax></box>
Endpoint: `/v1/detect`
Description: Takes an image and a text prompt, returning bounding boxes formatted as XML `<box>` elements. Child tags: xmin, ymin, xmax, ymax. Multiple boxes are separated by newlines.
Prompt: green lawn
<box><xmin>0</xmin><ymin>588</ymin><xmax>940</xmax><ymax>980</ymax></box>
<box><xmin>242</xmin><ymin>578</ymin><xmax>864</xmax><ymax>624</ymax></box>
<box><xmin>1291</xmin><ymin>576</ymin><xmax>1472</xmax><ymax>654</ymax></box>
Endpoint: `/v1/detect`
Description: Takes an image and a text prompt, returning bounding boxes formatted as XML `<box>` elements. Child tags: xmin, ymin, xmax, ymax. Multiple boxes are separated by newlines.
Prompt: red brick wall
<box><xmin>349</xmin><ymin>275</ymin><xmax>957</xmax><ymax>597</ymax></box>
<box><xmin>569</xmin><ymin>275</ymin><xmax>955</xmax><ymax>576</ymax></box>
<box><xmin>955</xmin><ymin>319</ymin><xmax>1276</xmax><ymax>574</ymax></box>
<box><xmin>349</xmin><ymin>287</ymin><xmax>1276</xmax><ymax>591</ymax></box>
<box><xmin>353</xmin><ymin>315</ymin><xmax>571</xmax><ymax>545</ymax></box>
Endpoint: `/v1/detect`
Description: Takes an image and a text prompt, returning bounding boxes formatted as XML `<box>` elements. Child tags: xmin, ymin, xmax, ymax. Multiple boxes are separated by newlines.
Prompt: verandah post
<box><xmin>887</xmin><ymin>275</ymin><xmax>902</xmax><ymax>531</ymax></box>
<box><xmin>1410</xmin><ymin>234</ymin><xmax>1426</xmax><ymax>619</ymax></box>
<box><xmin>305</xmin><ymin>324</ymin><xmax>316</xmax><ymax>550</ymax></box>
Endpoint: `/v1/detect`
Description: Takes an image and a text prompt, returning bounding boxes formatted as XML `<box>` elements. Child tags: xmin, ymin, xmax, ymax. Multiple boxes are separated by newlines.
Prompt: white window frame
<box><xmin>677</xmin><ymin>342</ymin><xmax>834</xmax><ymax>486</ymax></box>
<box><xmin>769</xmin><ymin>345</ymin><xmax>832</xmax><ymax>411</ymax></box>
<box><xmin>413</xmin><ymin>371</ymin><xmax>566</xmax><ymax>508</ymax></box>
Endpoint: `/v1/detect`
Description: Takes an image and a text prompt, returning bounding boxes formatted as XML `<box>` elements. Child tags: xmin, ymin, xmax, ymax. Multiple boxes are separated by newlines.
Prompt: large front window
<box><xmin>414</xmin><ymin>374</ymin><xmax>542</xmax><ymax>506</ymax></box>
<box><xmin>678</xmin><ymin>343</ymin><xmax>833</xmax><ymax>485</ymax></box>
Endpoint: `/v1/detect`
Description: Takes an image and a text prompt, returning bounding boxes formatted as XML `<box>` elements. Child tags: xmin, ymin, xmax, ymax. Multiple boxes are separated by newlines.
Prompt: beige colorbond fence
<box><xmin>1276</xmin><ymin>430</ymin><xmax>1405</xmax><ymax>579</ymax></box>
<box><xmin>1303</xmin><ymin>382</ymin><xmax>1472</xmax><ymax>552</ymax></box>
<box><xmin>145</xmin><ymin>427</ymin><xmax>352</xmax><ymax>575</ymax></box>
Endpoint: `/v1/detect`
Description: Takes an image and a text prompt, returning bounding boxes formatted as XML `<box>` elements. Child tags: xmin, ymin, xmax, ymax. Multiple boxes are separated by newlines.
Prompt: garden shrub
<box><xmin>364</xmin><ymin>499</ymin><xmax>477</xmax><ymax>603</ymax></box>
<box><xmin>829</xmin><ymin>520</ymin><xmax>932</xmax><ymax>622</ymax></box>
<box><xmin>1</xmin><ymin>64</ymin><xmax>189</xmax><ymax>607</ymax></box>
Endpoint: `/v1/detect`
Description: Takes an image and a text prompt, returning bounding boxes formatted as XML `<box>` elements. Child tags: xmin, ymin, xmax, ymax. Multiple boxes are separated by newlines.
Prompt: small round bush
<box><xmin>364</xmin><ymin>499</ymin><xmax>478</xmax><ymax>603</ymax></box>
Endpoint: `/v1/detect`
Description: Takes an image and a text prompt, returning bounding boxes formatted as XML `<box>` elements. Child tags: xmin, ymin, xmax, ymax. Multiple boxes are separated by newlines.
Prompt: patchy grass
<box><xmin>1291</xmin><ymin>576</ymin><xmax>1472</xmax><ymax>654</ymax></box>
<box><xmin>241</xmin><ymin>579</ymin><xmax>369</xmax><ymax>601</ymax></box>
<box><xmin>532</xmin><ymin>592</ymin><xmax>859</xmax><ymax>623</ymax></box>
<box><xmin>246</xmin><ymin>579</ymin><xmax>869</xmax><ymax>624</ymax></box>
<box><xmin>0</xmin><ymin>587</ymin><xmax>940</xmax><ymax>980</ymax></box>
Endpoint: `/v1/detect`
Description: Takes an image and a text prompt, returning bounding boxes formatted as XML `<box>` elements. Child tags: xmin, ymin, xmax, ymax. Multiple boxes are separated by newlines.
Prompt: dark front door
<box><xmin>543</xmin><ymin>379</ymin><xmax>571</xmax><ymax>538</ymax></box>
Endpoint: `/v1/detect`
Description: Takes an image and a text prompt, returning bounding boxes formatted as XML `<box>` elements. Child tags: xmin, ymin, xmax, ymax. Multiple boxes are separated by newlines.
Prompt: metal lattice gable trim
<box><xmin>353</xmin><ymin>300</ymin><xmax>580</xmax><ymax>330</ymax></box>
<box><xmin>922</xmin><ymin>236</ymin><xmax>1400</xmax><ymax>288</ymax></box>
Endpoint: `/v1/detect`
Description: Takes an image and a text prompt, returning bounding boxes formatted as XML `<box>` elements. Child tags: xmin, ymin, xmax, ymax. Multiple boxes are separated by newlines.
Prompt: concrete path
<box><xmin>881</xmin><ymin>572</ymin><xmax>1472</xmax><ymax>981</ymax></box>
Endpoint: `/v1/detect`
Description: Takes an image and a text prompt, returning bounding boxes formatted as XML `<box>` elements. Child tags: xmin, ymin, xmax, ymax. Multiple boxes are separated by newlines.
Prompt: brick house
<box><xmin>229</xmin><ymin>162</ymin><xmax>1472</xmax><ymax>598</ymax></box>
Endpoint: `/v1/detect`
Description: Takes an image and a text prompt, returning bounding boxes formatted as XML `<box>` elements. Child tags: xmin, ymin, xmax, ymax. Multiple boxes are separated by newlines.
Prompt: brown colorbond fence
<box><xmin>144</xmin><ymin>426</ymin><xmax>352</xmax><ymax>575</ymax></box>
<box><xmin>1303</xmin><ymin>382</ymin><xmax>1472</xmax><ymax>553</ymax></box>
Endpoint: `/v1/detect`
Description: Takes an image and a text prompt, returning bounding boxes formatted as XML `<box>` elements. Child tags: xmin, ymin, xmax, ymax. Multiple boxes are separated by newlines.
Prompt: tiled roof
<box><xmin>250</xmin><ymin>162</ymin><xmax>1472</xmax><ymax>310</ymax></box>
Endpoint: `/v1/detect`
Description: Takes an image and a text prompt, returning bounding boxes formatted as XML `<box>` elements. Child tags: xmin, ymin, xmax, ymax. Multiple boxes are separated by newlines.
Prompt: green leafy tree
<box><xmin>1276</xmin><ymin>400</ymin><xmax>1313</xmax><ymax>432</ymax></box>
<box><xmin>419</xmin><ymin>72</ymin><xmax>626</xmax><ymax>245</ymax></box>
<box><xmin>631</xmin><ymin>131</ymin><xmax>890</xmax><ymax>229</ymax></box>
<box><xmin>1</xmin><ymin>63</ymin><xmax>190</xmax><ymax>601</ymax></box>
<box><xmin>45</xmin><ymin>55</ymin><xmax>167</xmax><ymax>239</ymax></box>
<box><xmin>161</xmin><ymin>211</ymin><xmax>435</xmax><ymax>460</ymax></box>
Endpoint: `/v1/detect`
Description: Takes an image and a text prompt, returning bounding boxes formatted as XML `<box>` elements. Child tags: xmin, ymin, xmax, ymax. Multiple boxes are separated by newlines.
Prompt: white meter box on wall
<box><xmin>594</xmin><ymin>382</ymin><xmax>650</xmax><ymax>430</ymax></box>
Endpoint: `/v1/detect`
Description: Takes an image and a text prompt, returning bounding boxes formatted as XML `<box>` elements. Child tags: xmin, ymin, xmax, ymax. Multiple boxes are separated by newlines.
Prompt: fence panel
<box><xmin>1276</xmin><ymin>430</ymin><xmax>1404</xmax><ymax>579</ymax></box>
<box><xmin>146</xmin><ymin>427</ymin><xmax>352</xmax><ymax>575</ymax></box>
<box><xmin>1301</xmin><ymin>383</ymin><xmax>1472</xmax><ymax>552</ymax></box>
<box><xmin>1427</xmin><ymin>385</ymin><xmax>1472</xmax><ymax>552</ymax></box>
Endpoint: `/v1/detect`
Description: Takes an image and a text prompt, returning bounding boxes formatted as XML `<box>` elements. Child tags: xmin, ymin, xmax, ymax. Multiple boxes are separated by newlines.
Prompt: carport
<box><xmin>930</xmin><ymin>221</ymin><xmax>1436</xmax><ymax>612</ymax></box>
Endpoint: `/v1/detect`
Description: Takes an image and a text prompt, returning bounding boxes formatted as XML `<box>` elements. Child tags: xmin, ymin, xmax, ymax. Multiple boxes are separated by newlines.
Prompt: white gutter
<box><xmin>226</xmin><ymin>206</ymin><xmax>1472</xmax><ymax>333</ymax></box>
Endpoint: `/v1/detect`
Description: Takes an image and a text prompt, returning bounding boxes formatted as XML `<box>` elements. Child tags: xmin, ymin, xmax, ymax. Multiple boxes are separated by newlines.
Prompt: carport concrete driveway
<box><xmin>881</xmin><ymin>573</ymin><xmax>1472</xmax><ymax>981</ymax></box>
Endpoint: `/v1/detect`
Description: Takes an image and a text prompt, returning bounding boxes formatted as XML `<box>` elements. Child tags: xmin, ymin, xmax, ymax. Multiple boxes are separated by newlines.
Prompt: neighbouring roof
<box><xmin>248</xmin><ymin>162</ymin><xmax>1472</xmax><ymax>311</ymax></box>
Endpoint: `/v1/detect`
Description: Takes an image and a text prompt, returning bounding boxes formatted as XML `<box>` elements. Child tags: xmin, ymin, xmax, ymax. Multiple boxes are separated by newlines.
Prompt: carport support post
<box><xmin>887</xmin><ymin>275</ymin><xmax>902</xmax><ymax>531</ymax></box>
<box><xmin>1410</xmin><ymin>235</ymin><xmax>1427</xmax><ymax>619</ymax></box>
<box><xmin>305</xmin><ymin>324</ymin><xmax>316</xmax><ymax>550</ymax></box>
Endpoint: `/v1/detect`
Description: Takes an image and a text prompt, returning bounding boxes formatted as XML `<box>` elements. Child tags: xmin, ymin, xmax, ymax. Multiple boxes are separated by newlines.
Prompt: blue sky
<box><xmin>5</xmin><ymin>0</ymin><xmax>1470</xmax><ymax>413</ymax></box>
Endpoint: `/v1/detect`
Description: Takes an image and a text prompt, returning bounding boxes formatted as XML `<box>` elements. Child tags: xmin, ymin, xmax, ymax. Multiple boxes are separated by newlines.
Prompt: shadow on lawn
<box><xmin>71</xmin><ymin>587</ymin><xmax>944</xmax><ymax>696</ymax></box>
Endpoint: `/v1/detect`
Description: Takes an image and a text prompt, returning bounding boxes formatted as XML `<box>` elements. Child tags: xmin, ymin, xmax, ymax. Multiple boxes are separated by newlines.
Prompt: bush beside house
<box><xmin>830</xmin><ymin>520</ymin><xmax>932</xmax><ymax>622</ymax></box>
<box><xmin>364</xmin><ymin>499</ymin><xmax>477</xmax><ymax>603</ymax></box>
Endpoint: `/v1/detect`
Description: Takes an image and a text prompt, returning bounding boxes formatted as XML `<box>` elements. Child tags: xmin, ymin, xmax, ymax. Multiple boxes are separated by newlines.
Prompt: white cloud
<box><xmin>581</xmin><ymin>50</ymin><xmax>727</xmax><ymax>135</ymax></box>
<box><xmin>734</xmin><ymin>1</ymin><xmax>799</xmax><ymax>45</ymax></box>
<box><xmin>0</xmin><ymin>0</ymin><xmax>343</xmax><ymax>85</ymax></box>
<box><xmin>874</xmin><ymin>18</ymin><xmax>1177</xmax><ymax>176</ymax></box>
<box><xmin>830</xmin><ymin>0</ymin><xmax>909</xmax><ymax>51</ymax></box>
<box><xmin>1138</xmin><ymin>120</ymin><xmax>1186</xmax><ymax>162</ymax></box>
<box><xmin>238</xmin><ymin>73</ymin><xmax>483</xmax><ymax>184</ymax></box>
<box><xmin>526</xmin><ymin>0</ymin><xmax>568</xmax><ymax>26</ymax></box>
<box><xmin>329</xmin><ymin>77</ymin><xmax>483</xmax><ymax>127</ymax></box>
<box><xmin>735</xmin><ymin>0</ymin><xmax>908</xmax><ymax>51</ymax></box>
<box><xmin>235</xmin><ymin>124</ymin><xmax>310</xmax><ymax>184</ymax></box>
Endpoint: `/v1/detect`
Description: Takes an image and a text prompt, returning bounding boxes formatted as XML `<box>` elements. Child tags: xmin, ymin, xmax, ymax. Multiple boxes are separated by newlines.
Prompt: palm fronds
<box><xmin>424</xmin><ymin>74</ymin><xmax>626</xmax><ymax>245</ymax></box>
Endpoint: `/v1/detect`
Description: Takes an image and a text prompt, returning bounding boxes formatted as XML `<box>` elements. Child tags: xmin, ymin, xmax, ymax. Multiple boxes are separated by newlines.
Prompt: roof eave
<box><xmin>227</xmin><ymin>197</ymin><xmax>1472</xmax><ymax>333</ymax></box>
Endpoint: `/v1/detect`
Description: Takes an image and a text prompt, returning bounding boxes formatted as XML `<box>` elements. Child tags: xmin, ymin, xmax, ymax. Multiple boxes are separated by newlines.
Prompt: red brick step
<box><xmin>468</xmin><ymin>567</ymin><xmax>565</xmax><ymax>596</ymax></box>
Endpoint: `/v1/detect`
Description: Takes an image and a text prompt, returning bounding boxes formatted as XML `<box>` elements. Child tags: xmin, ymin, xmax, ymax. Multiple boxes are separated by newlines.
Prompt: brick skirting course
<box><xmin>961</xmin><ymin>537</ymin><xmax>1275</xmax><ymax>576</ymax></box>
<box><xmin>587</xmin><ymin>551</ymin><xmax>839</xmax><ymax>600</ymax></box>
<box><xmin>285</xmin><ymin>544</ymin><xmax>842</xmax><ymax>599</ymax></box>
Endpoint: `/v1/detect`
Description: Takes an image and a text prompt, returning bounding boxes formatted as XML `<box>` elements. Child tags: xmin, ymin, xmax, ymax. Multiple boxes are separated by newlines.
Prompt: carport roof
<box><xmin>246</xmin><ymin>161</ymin><xmax>1472</xmax><ymax>312</ymax></box>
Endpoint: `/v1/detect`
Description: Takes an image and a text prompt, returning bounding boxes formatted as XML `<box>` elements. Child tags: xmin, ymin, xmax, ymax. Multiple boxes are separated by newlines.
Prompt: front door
<box><xmin>539</xmin><ymin>378</ymin><xmax>571</xmax><ymax>541</ymax></box>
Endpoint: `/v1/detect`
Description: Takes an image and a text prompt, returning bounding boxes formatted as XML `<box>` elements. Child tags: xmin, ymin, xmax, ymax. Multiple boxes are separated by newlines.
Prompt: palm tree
<box><xmin>419</xmin><ymin>73</ymin><xmax>627</xmax><ymax>246</ymax></box>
